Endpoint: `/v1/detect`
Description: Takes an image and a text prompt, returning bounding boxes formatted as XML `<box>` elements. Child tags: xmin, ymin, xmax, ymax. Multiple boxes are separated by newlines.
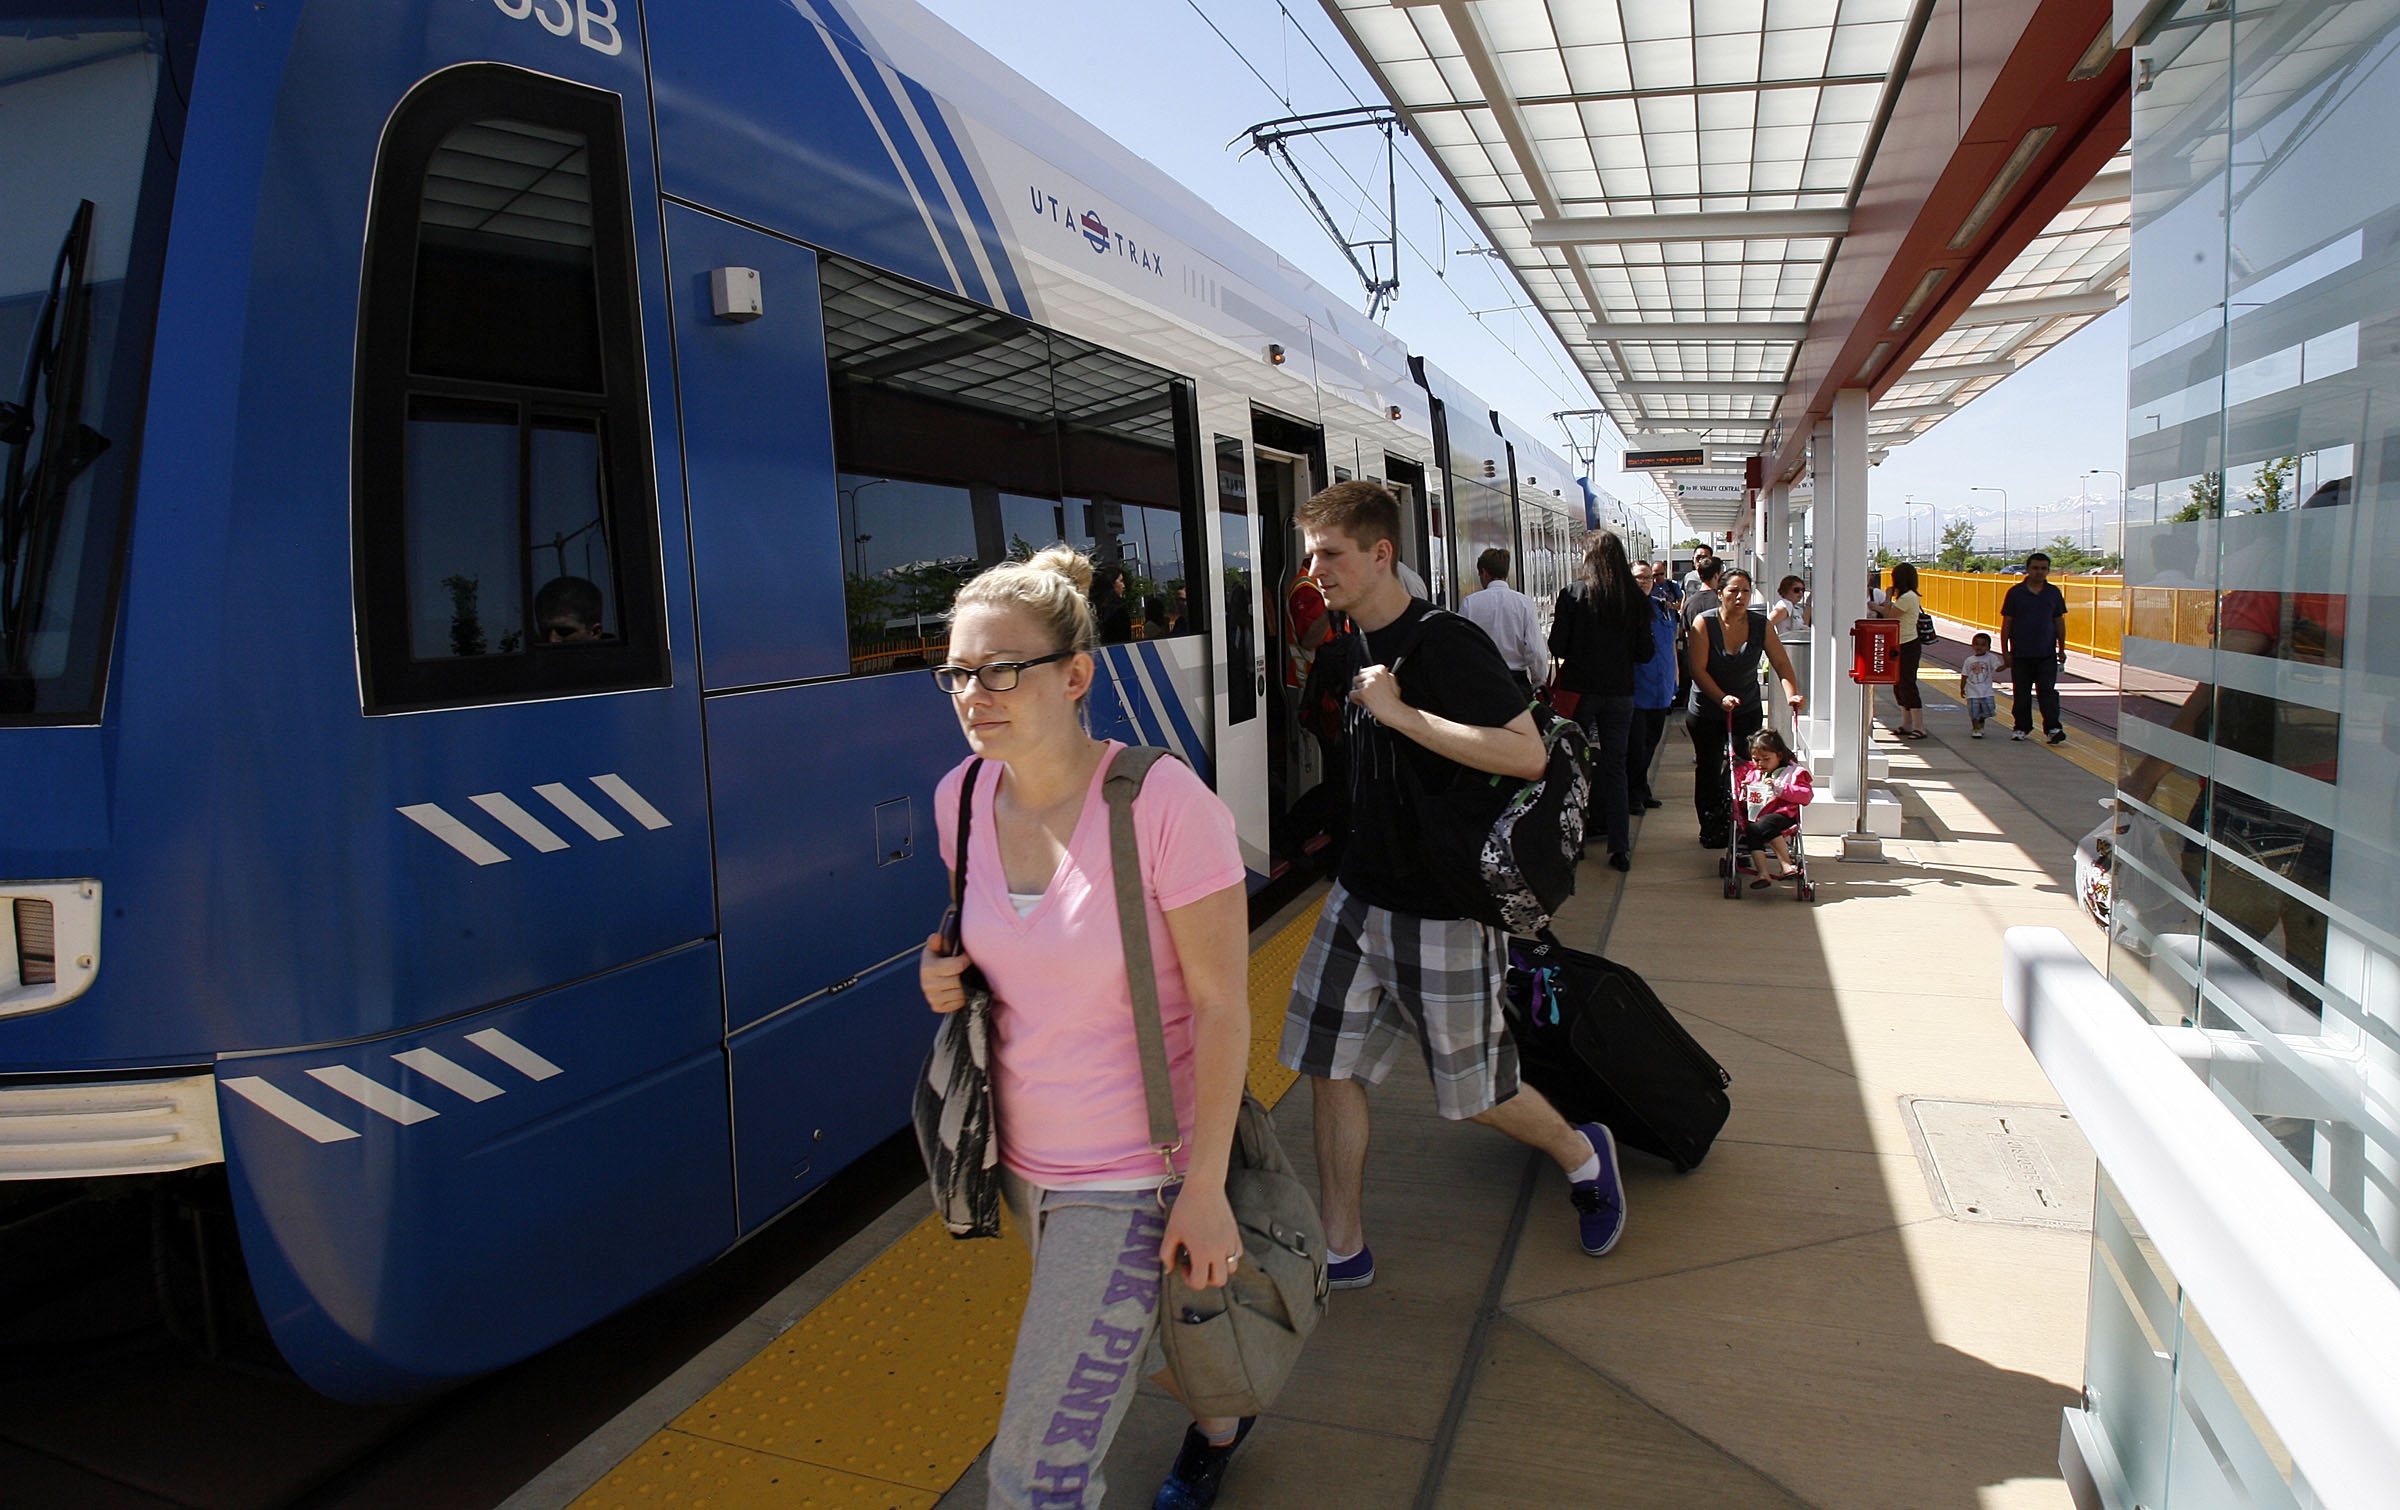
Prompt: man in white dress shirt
<box><xmin>1459</xmin><ymin>547</ymin><xmax>1550</xmax><ymax>698</ymax></box>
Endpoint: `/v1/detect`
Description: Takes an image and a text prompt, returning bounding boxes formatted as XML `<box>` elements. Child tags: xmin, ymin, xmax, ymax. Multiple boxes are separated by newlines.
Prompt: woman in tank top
<box><xmin>1683</xmin><ymin>569</ymin><xmax>1806</xmax><ymax>848</ymax></box>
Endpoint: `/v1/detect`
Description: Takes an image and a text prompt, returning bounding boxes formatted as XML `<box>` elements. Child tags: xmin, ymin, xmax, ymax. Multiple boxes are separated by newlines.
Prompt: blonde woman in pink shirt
<box><xmin>918</xmin><ymin>547</ymin><xmax>1256</xmax><ymax>1510</ymax></box>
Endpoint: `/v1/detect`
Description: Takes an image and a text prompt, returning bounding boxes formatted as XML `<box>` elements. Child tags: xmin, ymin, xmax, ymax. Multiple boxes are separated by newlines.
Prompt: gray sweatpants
<box><xmin>988</xmin><ymin>1172</ymin><xmax>1175</xmax><ymax>1510</ymax></box>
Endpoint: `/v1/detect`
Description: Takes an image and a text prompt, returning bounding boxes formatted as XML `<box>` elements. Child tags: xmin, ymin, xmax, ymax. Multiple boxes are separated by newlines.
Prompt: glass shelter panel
<box><xmin>2102</xmin><ymin>1</ymin><xmax>2400</xmax><ymax>1502</ymax></box>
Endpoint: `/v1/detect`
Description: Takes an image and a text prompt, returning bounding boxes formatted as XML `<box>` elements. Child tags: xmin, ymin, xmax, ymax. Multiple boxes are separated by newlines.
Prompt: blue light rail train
<box><xmin>0</xmin><ymin>0</ymin><xmax>1650</xmax><ymax>1401</ymax></box>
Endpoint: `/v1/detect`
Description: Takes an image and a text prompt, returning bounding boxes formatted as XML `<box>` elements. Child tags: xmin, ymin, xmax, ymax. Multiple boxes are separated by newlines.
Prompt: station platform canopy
<box><xmin>1320</xmin><ymin>0</ymin><xmax>2133</xmax><ymax>531</ymax></box>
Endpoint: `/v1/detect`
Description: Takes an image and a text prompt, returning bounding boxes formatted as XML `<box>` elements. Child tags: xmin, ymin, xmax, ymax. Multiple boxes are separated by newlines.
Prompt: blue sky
<box><xmin>913</xmin><ymin>0</ymin><xmax>2130</xmax><ymax>554</ymax></box>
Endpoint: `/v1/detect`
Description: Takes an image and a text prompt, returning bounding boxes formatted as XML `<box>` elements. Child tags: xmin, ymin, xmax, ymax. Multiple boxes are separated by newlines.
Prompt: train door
<box><xmin>1386</xmin><ymin>452</ymin><xmax>1430</xmax><ymax>600</ymax></box>
<box><xmin>660</xmin><ymin>209</ymin><xmax>955</xmax><ymax>1235</ymax></box>
<box><xmin>1253</xmin><ymin>443</ymin><xmax>1316</xmax><ymax>872</ymax></box>
<box><xmin>1213</xmin><ymin>436</ymin><xmax>1270</xmax><ymax>879</ymax></box>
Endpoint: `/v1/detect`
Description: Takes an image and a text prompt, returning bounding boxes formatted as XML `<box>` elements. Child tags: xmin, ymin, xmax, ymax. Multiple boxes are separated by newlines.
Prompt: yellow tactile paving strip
<box><xmin>571</xmin><ymin>897</ymin><xmax>1326</xmax><ymax>1509</ymax></box>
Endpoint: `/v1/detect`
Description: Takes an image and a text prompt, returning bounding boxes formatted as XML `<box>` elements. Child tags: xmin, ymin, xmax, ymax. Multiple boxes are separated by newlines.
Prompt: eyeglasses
<box><xmin>929</xmin><ymin>650</ymin><xmax>1073</xmax><ymax>694</ymax></box>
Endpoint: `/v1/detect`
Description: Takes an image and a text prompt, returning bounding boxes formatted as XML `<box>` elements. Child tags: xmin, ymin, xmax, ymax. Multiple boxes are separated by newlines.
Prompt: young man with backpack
<box><xmin>1277</xmin><ymin>482</ymin><xmax>1629</xmax><ymax>1287</ymax></box>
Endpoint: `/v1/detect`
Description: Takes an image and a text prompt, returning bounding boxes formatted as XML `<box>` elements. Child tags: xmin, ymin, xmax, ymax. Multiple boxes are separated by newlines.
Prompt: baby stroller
<box><xmin>1716</xmin><ymin>707</ymin><xmax>1815</xmax><ymax>903</ymax></box>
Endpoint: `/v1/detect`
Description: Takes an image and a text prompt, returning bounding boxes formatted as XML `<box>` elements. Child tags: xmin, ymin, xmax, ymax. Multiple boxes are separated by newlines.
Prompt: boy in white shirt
<box><xmin>1959</xmin><ymin>633</ymin><xmax>2002</xmax><ymax>737</ymax></box>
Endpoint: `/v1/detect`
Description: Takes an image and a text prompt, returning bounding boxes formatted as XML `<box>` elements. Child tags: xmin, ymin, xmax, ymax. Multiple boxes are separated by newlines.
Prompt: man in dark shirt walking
<box><xmin>2000</xmin><ymin>552</ymin><xmax>2071</xmax><ymax>744</ymax></box>
<box><xmin>1277</xmin><ymin>481</ymin><xmax>1629</xmax><ymax>1288</ymax></box>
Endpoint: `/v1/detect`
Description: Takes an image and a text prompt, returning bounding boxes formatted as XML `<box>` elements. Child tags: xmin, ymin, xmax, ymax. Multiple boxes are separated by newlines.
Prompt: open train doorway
<box><xmin>1250</xmin><ymin>409</ymin><xmax>1332</xmax><ymax>879</ymax></box>
<box><xmin>1384</xmin><ymin>452</ymin><xmax>1432</xmax><ymax>604</ymax></box>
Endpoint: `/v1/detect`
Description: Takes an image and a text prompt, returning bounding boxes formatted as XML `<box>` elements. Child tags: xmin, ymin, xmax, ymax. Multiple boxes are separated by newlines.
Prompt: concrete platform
<box><xmin>942</xmin><ymin>723</ymin><xmax>2110</xmax><ymax>1506</ymax></box>
<box><xmin>537</xmin><ymin>714</ymin><xmax>2115</xmax><ymax>1510</ymax></box>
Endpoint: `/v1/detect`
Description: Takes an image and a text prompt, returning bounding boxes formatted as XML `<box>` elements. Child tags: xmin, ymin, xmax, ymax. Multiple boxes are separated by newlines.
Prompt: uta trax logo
<box><xmin>1029</xmin><ymin>187</ymin><xmax>1168</xmax><ymax>277</ymax></box>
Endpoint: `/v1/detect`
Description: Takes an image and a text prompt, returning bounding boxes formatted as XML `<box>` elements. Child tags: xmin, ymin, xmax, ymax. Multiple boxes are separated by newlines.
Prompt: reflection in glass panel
<box><xmin>819</xmin><ymin>256</ymin><xmax>1197</xmax><ymax>672</ymax></box>
<box><xmin>405</xmin><ymin>398</ymin><xmax>522</xmax><ymax>660</ymax></box>
<box><xmin>839</xmin><ymin>474</ymin><xmax>982</xmax><ymax>671</ymax></box>
<box><xmin>528</xmin><ymin>418</ymin><xmax>613</xmax><ymax>643</ymax></box>
<box><xmin>411</xmin><ymin>119</ymin><xmax>600</xmax><ymax>392</ymax></box>
<box><xmin>2116</xmin><ymin>0</ymin><xmax>2400</xmax><ymax>1331</ymax></box>
<box><xmin>0</xmin><ymin>10</ymin><xmax>178</xmax><ymax>720</ymax></box>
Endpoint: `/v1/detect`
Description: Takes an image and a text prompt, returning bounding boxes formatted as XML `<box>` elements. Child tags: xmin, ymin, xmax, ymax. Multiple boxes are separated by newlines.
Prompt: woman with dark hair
<box><xmin>1686</xmin><ymin>569</ymin><xmax>1806</xmax><ymax>849</ymax></box>
<box><xmin>1877</xmin><ymin>562</ymin><xmax>1927</xmax><ymax>739</ymax></box>
<box><xmin>1549</xmin><ymin>531</ymin><xmax>1654</xmax><ymax>872</ymax></box>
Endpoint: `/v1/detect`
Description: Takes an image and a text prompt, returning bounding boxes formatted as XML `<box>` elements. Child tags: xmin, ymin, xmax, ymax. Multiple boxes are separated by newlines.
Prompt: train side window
<box><xmin>820</xmin><ymin>257</ymin><xmax>1200</xmax><ymax>673</ymax></box>
<box><xmin>353</xmin><ymin>67</ymin><xmax>665</xmax><ymax>711</ymax></box>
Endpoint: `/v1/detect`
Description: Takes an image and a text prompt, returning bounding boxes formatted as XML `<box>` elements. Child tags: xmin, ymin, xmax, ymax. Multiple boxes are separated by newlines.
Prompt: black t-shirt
<box><xmin>1333</xmin><ymin>600</ymin><xmax>1529</xmax><ymax>918</ymax></box>
<box><xmin>2001</xmin><ymin>581</ymin><xmax>2068</xmax><ymax>657</ymax></box>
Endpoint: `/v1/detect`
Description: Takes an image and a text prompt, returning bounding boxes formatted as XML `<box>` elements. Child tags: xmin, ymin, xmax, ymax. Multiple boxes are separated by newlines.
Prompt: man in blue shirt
<box><xmin>1628</xmin><ymin>561</ymin><xmax>1680</xmax><ymax>808</ymax></box>
<box><xmin>2000</xmin><ymin>553</ymin><xmax>2071</xmax><ymax>744</ymax></box>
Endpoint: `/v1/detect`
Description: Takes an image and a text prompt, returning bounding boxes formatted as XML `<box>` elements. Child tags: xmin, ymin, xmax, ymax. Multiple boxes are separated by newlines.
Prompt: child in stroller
<box><xmin>1736</xmin><ymin>729</ymin><xmax>1813</xmax><ymax>890</ymax></box>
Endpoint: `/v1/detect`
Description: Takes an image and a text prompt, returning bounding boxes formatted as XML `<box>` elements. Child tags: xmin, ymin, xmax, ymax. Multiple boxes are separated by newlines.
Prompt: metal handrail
<box><xmin>2001</xmin><ymin>928</ymin><xmax>2400</xmax><ymax>1508</ymax></box>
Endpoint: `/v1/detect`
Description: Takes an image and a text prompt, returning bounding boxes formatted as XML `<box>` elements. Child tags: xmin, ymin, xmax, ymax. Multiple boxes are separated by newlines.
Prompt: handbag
<box><xmin>1916</xmin><ymin>609</ymin><xmax>1938</xmax><ymax>645</ymax></box>
<box><xmin>1101</xmin><ymin>747</ymin><xmax>1328</xmax><ymax>1419</ymax></box>
<box><xmin>911</xmin><ymin>759</ymin><xmax>1004</xmax><ymax>1239</ymax></box>
<box><xmin>1542</xmin><ymin>666</ymin><xmax>1582</xmax><ymax>720</ymax></box>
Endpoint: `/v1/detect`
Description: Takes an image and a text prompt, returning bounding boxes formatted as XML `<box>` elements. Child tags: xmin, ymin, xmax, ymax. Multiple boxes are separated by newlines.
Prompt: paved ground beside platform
<box><xmin>544</xmin><ymin>705</ymin><xmax>2116</xmax><ymax>1509</ymax></box>
<box><xmin>1920</xmin><ymin>628</ymin><xmax>2122</xmax><ymax>743</ymax></box>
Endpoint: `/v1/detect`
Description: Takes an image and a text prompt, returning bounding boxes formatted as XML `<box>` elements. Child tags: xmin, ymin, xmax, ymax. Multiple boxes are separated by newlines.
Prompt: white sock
<box><xmin>1328</xmin><ymin>1244</ymin><xmax>1364</xmax><ymax>1264</ymax></box>
<box><xmin>1568</xmin><ymin>1151</ymin><xmax>1601</xmax><ymax>1184</ymax></box>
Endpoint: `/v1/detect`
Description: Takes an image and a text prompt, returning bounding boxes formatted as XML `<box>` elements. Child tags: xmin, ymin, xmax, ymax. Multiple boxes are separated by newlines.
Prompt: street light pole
<box><xmin>2084</xmin><ymin>469</ymin><xmax>2121</xmax><ymax>556</ymax></box>
<box><xmin>1905</xmin><ymin>500</ymin><xmax>1935</xmax><ymax>562</ymax></box>
<box><xmin>1971</xmin><ymin>486</ymin><xmax>2008</xmax><ymax>563</ymax></box>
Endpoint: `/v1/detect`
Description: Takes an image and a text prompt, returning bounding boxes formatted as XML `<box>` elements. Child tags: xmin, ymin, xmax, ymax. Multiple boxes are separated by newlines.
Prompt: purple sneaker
<box><xmin>1569</xmin><ymin>1124</ymin><xmax>1626</xmax><ymax>1256</ymax></box>
<box><xmin>1327</xmin><ymin>1245</ymin><xmax>1375</xmax><ymax>1290</ymax></box>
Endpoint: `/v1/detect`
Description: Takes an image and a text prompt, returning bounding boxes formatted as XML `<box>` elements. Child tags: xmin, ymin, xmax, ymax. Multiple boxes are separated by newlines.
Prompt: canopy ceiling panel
<box><xmin>1326</xmin><ymin>0</ymin><xmax>2132</xmax><ymax>525</ymax></box>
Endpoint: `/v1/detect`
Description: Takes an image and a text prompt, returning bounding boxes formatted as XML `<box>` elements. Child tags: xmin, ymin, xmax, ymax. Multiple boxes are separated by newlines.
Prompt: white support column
<box><xmin>1825</xmin><ymin>389</ymin><xmax>1871</xmax><ymax>804</ymax></box>
<box><xmin>1761</xmin><ymin>484</ymin><xmax>1789</xmax><ymax>607</ymax></box>
<box><xmin>1805</xmin><ymin>421</ymin><xmax>1839</xmax><ymax>767</ymax></box>
<box><xmin>1761</xmin><ymin>483</ymin><xmax>1794</xmax><ymax>736</ymax></box>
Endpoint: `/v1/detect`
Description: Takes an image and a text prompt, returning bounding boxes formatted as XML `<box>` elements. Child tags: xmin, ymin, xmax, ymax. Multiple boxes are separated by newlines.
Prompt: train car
<box><xmin>0</xmin><ymin>0</ymin><xmax>1606</xmax><ymax>1401</ymax></box>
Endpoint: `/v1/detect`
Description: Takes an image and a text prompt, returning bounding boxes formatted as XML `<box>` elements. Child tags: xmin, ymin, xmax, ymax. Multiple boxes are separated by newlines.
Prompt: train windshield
<box><xmin>1</xmin><ymin>4</ymin><xmax>199</xmax><ymax>722</ymax></box>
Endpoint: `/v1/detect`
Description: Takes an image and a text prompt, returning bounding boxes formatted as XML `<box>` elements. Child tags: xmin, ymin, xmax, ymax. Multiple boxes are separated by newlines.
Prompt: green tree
<box><xmin>2169</xmin><ymin>471</ymin><xmax>2223</xmax><ymax>523</ymax></box>
<box><xmin>2046</xmin><ymin>534</ymin><xmax>2094</xmax><ymax>572</ymax></box>
<box><xmin>844</xmin><ymin>572</ymin><xmax>903</xmax><ymax>640</ymax></box>
<box><xmin>2245</xmin><ymin>453</ymin><xmax>2299</xmax><ymax>512</ymax></box>
<box><xmin>1936</xmin><ymin>518</ymin><xmax>1978</xmax><ymax>571</ymax></box>
<box><xmin>442</xmin><ymin>574</ymin><xmax>486</xmax><ymax>658</ymax></box>
<box><xmin>1872</xmin><ymin>545</ymin><xmax>1897</xmax><ymax>569</ymax></box>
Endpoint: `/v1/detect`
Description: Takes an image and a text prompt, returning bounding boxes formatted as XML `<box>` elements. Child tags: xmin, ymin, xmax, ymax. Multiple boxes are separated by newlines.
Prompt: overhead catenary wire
<box><xmin>1183</xmin><ymin>0</ymin><xmax>1590</xmax><ymax>414</ymax></box>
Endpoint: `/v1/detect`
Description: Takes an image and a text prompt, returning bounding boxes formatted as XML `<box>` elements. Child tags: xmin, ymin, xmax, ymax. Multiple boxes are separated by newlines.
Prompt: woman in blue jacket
<box><xmin>1629</xmin><ymin>561</ymin><xmax>1680</xmax><ymax>813</ymax></box>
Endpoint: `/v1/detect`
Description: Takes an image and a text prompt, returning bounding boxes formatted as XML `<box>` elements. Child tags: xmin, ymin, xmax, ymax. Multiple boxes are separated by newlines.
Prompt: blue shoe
<box><xmin>1152</xmin><ymin>1417</ymin><xmax>1257</xmax><ymax>1510</ymax></box>
<box><xmin>1570</xmin><ymin>1123</ymin><xmax>1626</xmax><ymax>1256</ymax></box>
<box><xmin>1326</xmin><ymin>1245</ymin><xmax>1375</xmax><ymax>1289</ymax></box>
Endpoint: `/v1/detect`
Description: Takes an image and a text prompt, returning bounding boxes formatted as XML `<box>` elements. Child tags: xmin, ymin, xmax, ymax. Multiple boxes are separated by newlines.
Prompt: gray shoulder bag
<box><xmin>1101</xmin><ymin>746</ymin><xmax>1328</xmax><ymax>1419</ymax></box>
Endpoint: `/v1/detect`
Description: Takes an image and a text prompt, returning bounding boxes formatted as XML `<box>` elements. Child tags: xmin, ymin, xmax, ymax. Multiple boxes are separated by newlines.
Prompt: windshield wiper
<box><xmin>1</xmin><ymin>199</ymin><xmax>113</xmax><ymax>691</ymax></box>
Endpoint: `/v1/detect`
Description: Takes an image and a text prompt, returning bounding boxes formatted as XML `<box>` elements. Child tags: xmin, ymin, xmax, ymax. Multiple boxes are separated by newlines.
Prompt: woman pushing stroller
<box><xmin>1684</xmin><ymin>567</ymin><xmax>1806</xmax><ymax>849</ymax></box>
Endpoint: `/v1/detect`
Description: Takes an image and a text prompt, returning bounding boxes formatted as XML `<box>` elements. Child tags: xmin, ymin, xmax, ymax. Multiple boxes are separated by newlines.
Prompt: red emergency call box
<box><xmin>1851</xmin><ymin>618</ymin><xmax>1900</xmax><ymax>685</ymax></box>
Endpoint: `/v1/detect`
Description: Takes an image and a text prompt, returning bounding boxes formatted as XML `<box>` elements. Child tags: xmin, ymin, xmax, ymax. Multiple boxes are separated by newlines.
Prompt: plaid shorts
<box><xmin>1967</xmin><ymin>695</ymin><xmax>1997</xmax><ymax>721</ymax></box>
<box><xmin>1278</xmin><ymin>881</ymin><xmax>1519</xmax><ymax>1120</ymax></box>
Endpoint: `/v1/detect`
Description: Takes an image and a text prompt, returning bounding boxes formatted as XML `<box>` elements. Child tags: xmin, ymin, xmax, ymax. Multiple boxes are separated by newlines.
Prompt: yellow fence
<box><xmin>1913</xmin><ymin>570</ymin><xmax>2124</xmax><ymax>662</ymax></box>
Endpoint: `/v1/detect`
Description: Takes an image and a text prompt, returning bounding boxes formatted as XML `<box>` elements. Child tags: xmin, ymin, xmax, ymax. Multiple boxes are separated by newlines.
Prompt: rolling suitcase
<box><xmin>1504</xmin><ymin>935</ymin><xmax>1732</xmax><ymax>1172</ymax></box>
